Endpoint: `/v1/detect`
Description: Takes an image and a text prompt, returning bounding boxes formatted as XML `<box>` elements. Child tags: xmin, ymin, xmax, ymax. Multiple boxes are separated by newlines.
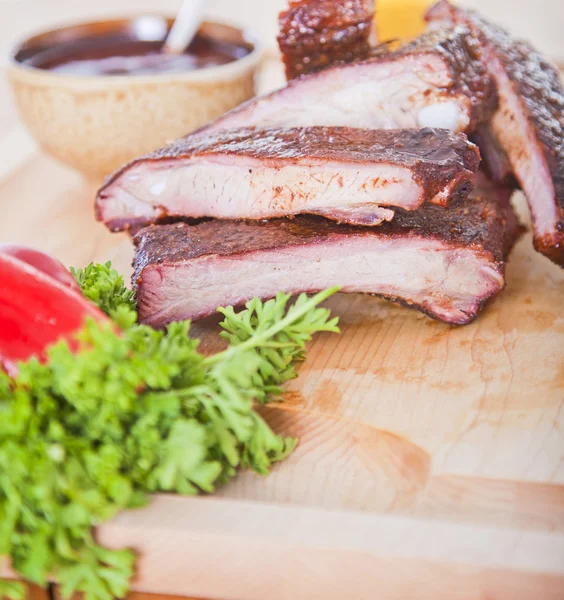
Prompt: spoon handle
<box><xmin>163</xmin><ymin>0</ymin><xmax>207</xmax><ymax>54</ymax></box>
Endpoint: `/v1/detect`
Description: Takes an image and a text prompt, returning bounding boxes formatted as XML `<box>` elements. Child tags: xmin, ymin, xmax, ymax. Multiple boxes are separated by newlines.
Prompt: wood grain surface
<box><xmin>1</xmin><ymin>1</ymin><xmax>564</xmax><ymax>599</ymax></box>
<box><xmin>1</xmin><ymin>136</ymin><xmax>563</xmax><ymax>600</ymax></box>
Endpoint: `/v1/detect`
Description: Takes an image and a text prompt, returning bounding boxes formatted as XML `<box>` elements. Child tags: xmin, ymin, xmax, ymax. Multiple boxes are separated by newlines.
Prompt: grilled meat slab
<box><xmin>196</xmin><ymin>27</ymin><xmax>496</xmax><ymax>136</ymax></box>
<box><xmin>278</xmin><ymin>0</ymin><xmax>376</xmax><ymax>79</ymax></box>
<box><xmin>96</xmin><ymin>127</ymin><xmax>480</xmax><ymax>232</ymax></box>
<box><xmin>427</xmin><ymin>0</ymin><xmax>564</xmax><ymax>266</ymax></box>
<box><xmin>133</xmin><ymin>184</ymin><xmax>521</xmax><ymax>327</ymax></box>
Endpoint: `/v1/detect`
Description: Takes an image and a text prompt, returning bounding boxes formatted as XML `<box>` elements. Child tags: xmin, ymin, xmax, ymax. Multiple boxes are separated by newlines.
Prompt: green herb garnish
<box><xmin>0</xmin><ymin>262</ymin><xmax>338</xmax><ymax>600</ymax></box>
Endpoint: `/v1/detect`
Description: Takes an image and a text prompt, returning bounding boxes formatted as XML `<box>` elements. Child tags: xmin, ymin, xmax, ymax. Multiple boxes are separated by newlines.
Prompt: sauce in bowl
<box><xmin>14</xmin><ymin>16</ymin><xmax>253</xmax><ymax>76</ymax></box>
<box><xmin>8</xmin><ymin>16</ymin><xmax>260</xmax><ymax>178</ymax></box>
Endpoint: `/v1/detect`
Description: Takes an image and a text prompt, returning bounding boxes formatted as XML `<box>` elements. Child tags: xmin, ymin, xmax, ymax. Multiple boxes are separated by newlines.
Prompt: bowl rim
<box><xmin>6</xmin><ymin>14</ymin><xmax>264</xmax><ymax>86</ymax></box>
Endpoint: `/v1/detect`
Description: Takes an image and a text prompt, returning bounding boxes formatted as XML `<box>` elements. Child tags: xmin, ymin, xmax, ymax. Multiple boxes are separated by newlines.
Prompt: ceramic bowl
<box><xmin>7</xmin><ymin>16</ymin><xmax>262</xmax><ymax>180</ymax></box>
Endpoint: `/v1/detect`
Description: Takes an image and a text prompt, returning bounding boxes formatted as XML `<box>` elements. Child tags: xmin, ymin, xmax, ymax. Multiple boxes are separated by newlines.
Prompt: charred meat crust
<box><xmin>535</xmin><ymin>234</ymin><xmax>564</xmax><ymax>265</ymax></box>
<box><xmin>194</xmin><ymin>26</ymin><xmax>497</xmax><ymax>137</ymax></box>
<box><xmin>132</xmin><ymin>189</ymin><xmax>521</xmax><ymax>287</ymax></box>
<box><xmin>117</xmin><ymin>126</ymin><xmax>479</xmax><ymax>167</ymax></box>
<box><xmin>278</xmin><ymin>0</ymin><xmax>375</xmax><ymax>79</ymax></box>
<box><xmin>396</xmin><ymin>26</ymin><xmax>498</xmax><ymax>130</ymax></box>
<box><xmin>427</xmin><ymin>0</ymin><xmax>564</xmax><ymax>265</ymax></box>
<box><xmin>428</xmin><ymin>1</ymin><xmax>564</xmax><ymax>208</ymax></box>
<box><xmin>97</xmin><ymin>127</ymin><xmax>480</xmax><ymax>219</ymax></box>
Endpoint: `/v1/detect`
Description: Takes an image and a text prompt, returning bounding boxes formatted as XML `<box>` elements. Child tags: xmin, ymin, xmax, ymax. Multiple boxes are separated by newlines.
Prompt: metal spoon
<box><xmin>162</xmin><ymin>0</ymin><xmax>207</xmax><ymax>54</ymax></box>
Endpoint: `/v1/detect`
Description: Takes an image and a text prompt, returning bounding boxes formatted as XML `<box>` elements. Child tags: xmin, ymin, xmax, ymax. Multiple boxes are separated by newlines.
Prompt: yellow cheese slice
<box><xmin>376</xmin><ymin>0</ymin><xmax>435</xmax><ymax>43</ymax></box>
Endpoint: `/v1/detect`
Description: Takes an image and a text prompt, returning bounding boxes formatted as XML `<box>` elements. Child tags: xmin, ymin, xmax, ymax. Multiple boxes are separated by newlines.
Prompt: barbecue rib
<box><xmin>278</xmin><ymin>0</ymin><xmax>376</xmax><ymax>79</ymax></box>
<box><xmin>427</xmin><ymin>0</ymin><xmax>564</xmax><ymax>267</ymax></box>
<box><xmin>133</xmin><ymin>184</ymin><xmax>521</xmax><ymax>327</ymax></box>
<box><xmin>196</xmin><ymin>27</ymin><xmax>496</xmax><ymax>136</ymax></box>
<box><xmin>96</xmin><ymin>127</ymin><xmax>480</xmax><ymax>232</ymax></box>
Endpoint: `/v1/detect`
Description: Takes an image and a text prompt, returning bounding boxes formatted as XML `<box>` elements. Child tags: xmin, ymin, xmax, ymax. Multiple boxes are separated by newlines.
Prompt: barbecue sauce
<box><xmin>17</xmin><ymin>24</ymin><xmax>251</xmax><ymax>76</ymax></box>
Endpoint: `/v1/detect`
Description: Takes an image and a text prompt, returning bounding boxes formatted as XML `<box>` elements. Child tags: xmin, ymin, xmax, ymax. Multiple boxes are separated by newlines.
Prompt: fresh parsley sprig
<box><xmin>216</xmin><ymin>290</ymin><xmax>339</xmax><ymax>403</ymax></box>
<box><xmin>0</xmin><ymin>262</ymin><xmax>339</xmax><ymax>600</ymax></box>
<box><xmin>70</xmin><ymin>263</ymin><xmax>136</xmax><ymax>322</ymax></box>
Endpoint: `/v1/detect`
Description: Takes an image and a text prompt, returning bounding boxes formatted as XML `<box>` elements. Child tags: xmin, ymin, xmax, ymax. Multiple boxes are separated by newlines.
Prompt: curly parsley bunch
<box><xmin>0</xmin><ymin>263</ymin><xmax>339</xmax><ymax>600</ymax></box>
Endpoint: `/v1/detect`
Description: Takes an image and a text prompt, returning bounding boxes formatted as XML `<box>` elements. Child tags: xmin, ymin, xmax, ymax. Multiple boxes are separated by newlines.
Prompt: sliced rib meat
<box><xmin>196</xmin><ymin>27</ymin><xmax>496</xmax><ymax>136</ymax></box>
<box><xmin>427</xmin><ymin>0</ymin><xmax>564</xmax><ymax>267</ymax></box>
<box><xmin>96</xmin><ymin>127</ymin><xmax>480</xmax><ymax>232</ymax></box>
<box><xmin>278</xmin><ymin>0</ymin><xmax>376</xmax><ymax>79</ymax></box>
<box><xmin>133</xmin><ymin>184</ymin><xmax>521</xmax><ymax>327</ymax></box>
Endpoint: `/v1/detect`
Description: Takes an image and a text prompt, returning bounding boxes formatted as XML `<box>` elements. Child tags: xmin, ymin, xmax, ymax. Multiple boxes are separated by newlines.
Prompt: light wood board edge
<box><xmin>96</xmin><ymin>495</ymin><xmax>564</xmax><ymax>600</ymax></box>
<box><xmin>4</xmin><ymin>494</ymin><xmax>564</xmax><ymax>599</ymax></box>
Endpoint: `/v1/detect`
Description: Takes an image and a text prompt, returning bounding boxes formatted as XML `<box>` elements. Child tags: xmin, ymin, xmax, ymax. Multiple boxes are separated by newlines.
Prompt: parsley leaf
<box><xmin>0</xmin><ymin>263</ymin><xmax>339</xmax><ymax>599</ymax></box>
<box><xmin>70</xmin><ymin>263</ymin><xmax>136</xmax><ymax>326</ymax></box>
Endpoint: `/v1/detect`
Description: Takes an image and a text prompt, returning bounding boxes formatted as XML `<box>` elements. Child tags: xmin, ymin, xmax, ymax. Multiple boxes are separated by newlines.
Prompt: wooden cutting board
<box><xmin>1</xmin><ymin>67</ymin><xmax>563</xmax><ymax>600</ymax></box>
<box><xmin>2</xmin><ymin>146</ymin><xmax>563</xmax><ymax>600</ymax></box>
